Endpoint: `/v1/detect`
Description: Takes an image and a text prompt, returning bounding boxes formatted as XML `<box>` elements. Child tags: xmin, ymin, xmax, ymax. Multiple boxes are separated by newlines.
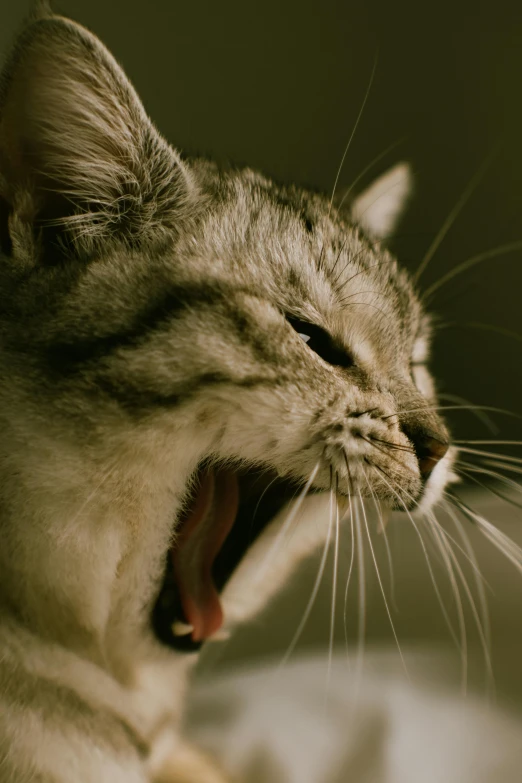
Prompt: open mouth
<box><xmin>151</xmin><ymin>463</ymin><xmax>302</xmax><ymax>653</ymax></box>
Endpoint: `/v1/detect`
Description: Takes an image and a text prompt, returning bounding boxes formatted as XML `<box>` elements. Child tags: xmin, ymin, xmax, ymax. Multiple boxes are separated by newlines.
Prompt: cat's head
<box><xmin>0</xmin><ymin>11</ymin><xmax>454</xmax><ymax>654</ymax></box>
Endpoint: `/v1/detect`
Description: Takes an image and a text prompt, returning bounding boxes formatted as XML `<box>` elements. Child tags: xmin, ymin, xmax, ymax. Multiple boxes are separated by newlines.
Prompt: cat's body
<box><xmin>0</xmin><ymin>7</ymin><xmax>454</xmax><ymax>782</ymax></box>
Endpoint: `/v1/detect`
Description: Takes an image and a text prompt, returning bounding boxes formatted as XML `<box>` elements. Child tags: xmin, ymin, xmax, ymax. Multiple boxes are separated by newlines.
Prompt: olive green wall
<box><xmin>2</xmin><ymin>0</ymin><xmax>522</xmax><ymax>440</ymax></box>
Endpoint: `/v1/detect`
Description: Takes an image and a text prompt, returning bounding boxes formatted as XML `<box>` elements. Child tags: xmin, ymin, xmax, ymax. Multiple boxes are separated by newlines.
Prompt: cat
<box><xmin>0</xmin><ymin>5</ymin><xmax>455</xmax><ymax>782</ymax></box>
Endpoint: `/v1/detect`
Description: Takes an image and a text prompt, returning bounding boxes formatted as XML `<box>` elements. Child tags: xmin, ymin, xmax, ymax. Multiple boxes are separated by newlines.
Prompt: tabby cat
<box><xmin>0</xmin><ymin>6</ymin><xmax>454</xmax><ymax>782</ymax></box>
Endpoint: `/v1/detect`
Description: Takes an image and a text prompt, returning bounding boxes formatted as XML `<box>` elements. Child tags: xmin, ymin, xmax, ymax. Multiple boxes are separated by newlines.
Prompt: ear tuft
<box><xmin>351</xmin><ymin>162</ymin><xmax>413</xmax><ymax>241</ymax></box>
<box><xmin>0</xmin><ymin>15</ymin><xmax>197</xmax><ymax>263</ymax></box>
<box><xmin>29</xmin><ymin>1</ymin><xmax>54</xmax><ymax>22</ymax></box>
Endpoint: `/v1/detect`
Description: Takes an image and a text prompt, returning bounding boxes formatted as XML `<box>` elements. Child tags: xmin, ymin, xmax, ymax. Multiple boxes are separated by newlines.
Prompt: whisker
<box><xmin>251</xmin><ymin>473</ymin><xmax>284</xmax><ymax>522</ymax></box>
<box><xmin>277</xmin><ymin>483</ymin><xmax>335</xmax><ymax>670</ymax></box>
<box><xmin>336</xmin><ymin>288</ymin><xmax>388</xmax><ymax>304</ymax></box>
<box><xmin>359</xmin><ymin>481</ymin><xmax>408</xmax><ymax>678</ymax></box>
<box><xmin>431</xmin><ymin>512</ymin><xmax>496</xmax><ymax>697</ymax></box>
<box><xmin>455</xmin><ymin>463</ymin><xmax>522</xmax><ymax>511</ymax></box>
<box><xmin>336</xmin><ymin>136</ymin><xmax>408</xmax><ymax>213</ymax></box>
<box><xmin>443</xmin><ymin>501</ymin><xmax>494</xmax><ymax>697</ymax></box>
<box><xmin>328</xmin><ymin>50</ymin><xmax>379</xmax><ymax>217</ymax></box>
<box><xmin>354</xmin><ymin>494</ymin><xmax>367</xmax><ymax>694</ymax></box>
<box><xmin>414</xmin><ymin>148</ymin><xmax>499</xmax><ymax>282</ymax></box>
<box><xmin>457</xmin><ymin>459</ymin><xmax>522</xmax><ymax>490</ymax></box>
<box><xmin>343</xmin><ymin>451</ymin><xmax>356</xmax><ymax>663</ymax></box>
<box><xmin>480</xmin><ymin>458</ymin><xmax>522</xmax><ymax>477</ymax></box>
<box><xmin>424</xmin><ymin>515</ymin><xmax>469</xmax><ymax>694</ymax></box>
<box><xmin>254</xmin><ymin>462</ymin><xmax>320</xmax><ymax>582</ymax></box>
<box><xmin>362</xmin><ymin>436</ymin><xmax>418</xmax><ymax>479</ymax></box>
<box><xmin>325</xmin><ymin>482</ymin><xmax>341</xmax><ymax>709</ymax></box>
<box><xmin>446</xmin><ymin>493</ymin><xmax>522</xmax><ymax>578</ymax></box>
<box><xmin>368</xmin><ymin>435</ymin><xmax>415</xmax><ymax>454</ymax></box>
<box><xmin>423</xmin><ymin>241</ymin><xmax>522</xmax><ymax>300</ymax></box>
<box><xmin>438</xmin><ymin>393</ymin><xmax>498</xmax><ymax>435</ymax></box>
<box><xmin>456</xmin><ymin>446</ymin><xmax>522</xmax><ymax>464</ymax></box>
<box><xmin>439</xmin><ymin>321</ymin><xmax>522</xmax><ymax>347</ymax></box>
<box><xmin>455</xmin><ymin>440</ymin><xmax>522</xmax><ymax>447</ymax></box>
<box><xmin>383</xmin><ymin>404</ymin><xmax>522</xmax><ymax>423</ymax></box>
<box><xmin>367</xmin><ymin>478</ymin><xmax>397</xmax><ymax>610</ymax></box>
<box><xmin>372</xmin><ymin>463</ymin><xmax>466</xmax><ymax>665</ymax></box>
<box><xmin>330</xmin><ymin>238</ymin><xmax>348</xmax><ymax>281</ymax></box>
<box><xmin>340</xmin><ymin>258</ymin><xmax>395</xmax><ymax>292</ymax></box>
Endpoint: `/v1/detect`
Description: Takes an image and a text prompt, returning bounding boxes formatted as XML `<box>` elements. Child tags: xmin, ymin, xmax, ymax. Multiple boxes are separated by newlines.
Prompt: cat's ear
<box><xmin>0</xmin><ymin>13</ymin><xmax>197</xmax><ymax>265</ymax></box>
<box><xmin>350</xmin><ymin>162</ymin><xmax>412</xmax><ymax>241</ymax></box>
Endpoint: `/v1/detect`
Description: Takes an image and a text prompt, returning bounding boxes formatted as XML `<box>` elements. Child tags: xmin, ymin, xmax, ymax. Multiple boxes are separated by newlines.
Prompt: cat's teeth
<box><xmin>171</xmin><ymin>620</ymin><xmax>194</xmax><ymax>637</ymax></box>
<box><xmin>208</xmin><ymin>628</ymin><xmax>231</xmax><ymax>642</ymax></box>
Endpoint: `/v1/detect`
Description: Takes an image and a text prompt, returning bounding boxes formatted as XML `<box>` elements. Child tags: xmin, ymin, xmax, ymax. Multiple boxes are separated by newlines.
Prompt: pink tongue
<box><xmin>172</xmin><ymin>468</ymin><xmax>238</xmax><ymax>642</ymax></box>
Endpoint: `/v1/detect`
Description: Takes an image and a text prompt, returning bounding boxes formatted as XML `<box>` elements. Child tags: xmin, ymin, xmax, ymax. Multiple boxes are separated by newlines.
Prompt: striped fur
<box><xmin>0</xmin><ymin>7</ymin><xmax>453</xmax><ymax>782</ymax></box>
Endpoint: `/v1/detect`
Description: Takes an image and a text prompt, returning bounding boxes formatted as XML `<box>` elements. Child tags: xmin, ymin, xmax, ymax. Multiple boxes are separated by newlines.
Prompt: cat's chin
<box><xmin>151</xmin><ymin>462</ymin><xmax>304</xmax><ymax>653</ymax></box>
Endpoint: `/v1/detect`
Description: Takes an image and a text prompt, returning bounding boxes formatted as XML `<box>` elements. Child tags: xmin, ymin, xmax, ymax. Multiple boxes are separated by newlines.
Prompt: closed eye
<box><xmin>286</xmin><ymin>316</ymin><xmax>354</xmax><ymax>369</ymax></box>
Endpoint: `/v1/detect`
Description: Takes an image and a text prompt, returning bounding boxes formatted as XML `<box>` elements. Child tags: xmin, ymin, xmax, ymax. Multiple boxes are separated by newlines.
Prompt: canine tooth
<box><xmin>171</xmin><ymin>621</ymin><xmax>194</xmax><ymax>637</ymax></box>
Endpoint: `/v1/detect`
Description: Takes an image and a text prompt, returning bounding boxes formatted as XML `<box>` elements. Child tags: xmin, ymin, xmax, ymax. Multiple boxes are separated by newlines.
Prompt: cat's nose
<box><xmin>414</xmin><ymin>435</ymin><xmax>449</xmax><ymax>479</ymax></box>
<box><xmin>401</xmin><ymin>425</ymin><xmax>449</xmax><ymax>479</ymax></box>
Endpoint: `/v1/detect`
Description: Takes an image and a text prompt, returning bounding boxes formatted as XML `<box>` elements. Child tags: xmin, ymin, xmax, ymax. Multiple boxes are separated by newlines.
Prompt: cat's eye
<box><xmin>286</xmin><ymin>316</ymin><xmax>354</xmax><ymax>369</ymax></box>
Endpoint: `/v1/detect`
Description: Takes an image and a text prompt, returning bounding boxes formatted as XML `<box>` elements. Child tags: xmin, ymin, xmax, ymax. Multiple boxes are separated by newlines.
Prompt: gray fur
<box><xmin>0</xmin><ymin>9</ymin><xmax>453</xmax><ymax>783</ymax></box>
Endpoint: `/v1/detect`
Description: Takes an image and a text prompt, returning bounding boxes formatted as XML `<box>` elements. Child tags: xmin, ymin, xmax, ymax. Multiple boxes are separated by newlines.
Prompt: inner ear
<box><xmin>0</xmin><ymin>13</ymin><xmax>197</xmax><ymax>264</ymax></box>
<box><xmin>350</xmin><ymin>162</ymin><xmax>413</xmax><ymax>241</ymax></box>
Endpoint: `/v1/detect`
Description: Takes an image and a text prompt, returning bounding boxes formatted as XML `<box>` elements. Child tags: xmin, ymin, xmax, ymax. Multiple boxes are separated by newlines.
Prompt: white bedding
<box><xmin>186</xmin><ymin>490</ymin><xmax>522</xmax><ymax>782</ymax></box>
<box><xmin>187</xmin><ymin>652</ymin><xmax>522</xmax><ymax>783</ymax></box>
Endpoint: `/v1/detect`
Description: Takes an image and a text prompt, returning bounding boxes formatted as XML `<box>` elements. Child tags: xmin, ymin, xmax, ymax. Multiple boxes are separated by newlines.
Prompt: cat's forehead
<box><xmin>190</xmin><ymin>166</ymin><xmax>425</xmax><ymax>364</ymax></box>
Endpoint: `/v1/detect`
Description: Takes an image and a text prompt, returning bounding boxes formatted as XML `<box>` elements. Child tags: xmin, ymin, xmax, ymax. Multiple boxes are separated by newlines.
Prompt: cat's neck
<box><xmin>0</xmin><ymin>419</ymin><xmax>208</xmax><ymax>676</ymax></box>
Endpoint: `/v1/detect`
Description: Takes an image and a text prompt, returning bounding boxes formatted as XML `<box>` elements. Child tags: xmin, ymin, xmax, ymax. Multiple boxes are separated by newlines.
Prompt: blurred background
<box><xmin>2</xmin><ymin>3</ymin><xmax>522</xmax><ymax>776</ymax></box>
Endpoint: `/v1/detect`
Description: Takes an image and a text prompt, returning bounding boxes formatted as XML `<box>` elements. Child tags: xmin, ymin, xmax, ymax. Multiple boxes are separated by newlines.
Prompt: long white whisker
<box><xmin>328</xmin><ymin>51</ymin><xmax>379</xmax><ymax>217</ymax></box>
<box><xmin>480</xmin><ymin>459</ymin><xmax>522</xmax><ymax>477</ymax></box>
<box><xmin>424</xmin><ymin>241</ymin><xmax>522</xmax><ymax>299</ymax></box>
<box><xmin>374</xmin><ymin>467</ymin><xmax>465</xmax><ymax>659</ymax></box>
<box><xmin>254</xmin><ymin>462</ymin><xmax>320</xmax><ymax>582</ymax></box>
<box><xmin>424</xmin><ymin>515</ymin><xmax>468</xmax><ymax>694</ymax></box>
<box><xmin>456</xmin><ymin>463</ymin><xmax>522</xmax><ymax>506</ymax></box>
<box><xmin>384</xmin><ymin>404</ymin><xmax>522</xmax><ymax>422</ymax></box>
<box><xmin>447</xmin><ymin>495</ymin><xmax>522</xmax><ymax>577</ymax></box>
<box><xmin>277</xmin><ymin>486</ymin><xmax>334</xmax><ymax>670</ymax></box>
<box><xmin>455</xmin><ymin>440</ymin><xmax>522</xmax><ymax>446</ymax></box>
<box><xmin>368</xmin><ymin>480</ymin><xmax>397</xmax><ymax>610</ymax></box>
<box><xmin>456</xmin><ymin>446</ymin><xmax>522</xmax><ymax>466</ymax></box>
<box><xmin>427</xmin><ymin>505</ymin><xmax>493</xmax><ymax>589</ymax></box>
<box><xmin>325</xmin><ymin>490</ymin><xmax>340</xmax><ymax>709</ymax></box>
<box><xmin>414</xmin><ymin>148</ymin><xmax>498</xmax><ymax>282</ymax></box>
<box><xmin>353</xmin><ymin>494</ymin><xmax>367</xmax><ymax>705</ymax></box>
<box><xmin>438</xmin><ymin>393</ymin><xmax>498</xmax><ymax>434</ymax></box>
<box><xmin>443</xmin><ymin>500</ymin><xmax>494</xmax><ymax>697</ymax></box>
<box><xmin>429</xmin><ymin>511</ymin><xmax>495</xmax><ymax>697</ymax></box>
<box><xmin>343</xmin><ymin>493</ymin><xmax>355</xmax><ymax>662</ymax></box>
<box><xmin>359</xmin><ymin>485</ymin><xmax>409</xmax><ymax>679</ymax></box>
<box><xmin>336</xmin><ymin>136</ymin><xmax>408</xmax><ymax>213</ymax></box>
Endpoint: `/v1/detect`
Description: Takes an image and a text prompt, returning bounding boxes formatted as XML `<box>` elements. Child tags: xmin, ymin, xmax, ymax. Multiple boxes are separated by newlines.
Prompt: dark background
<box><xmin>2</xmin><ymin>0</ymin><xmax>522</xmax><ymax>442</ymax></box>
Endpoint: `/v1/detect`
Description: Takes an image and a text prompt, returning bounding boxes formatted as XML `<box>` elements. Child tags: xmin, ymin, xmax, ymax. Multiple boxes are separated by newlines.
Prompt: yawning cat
<box><xmin>0</xmin><ymin>6</ymin><xmax>454</xmax><ymax>782</ymax></box>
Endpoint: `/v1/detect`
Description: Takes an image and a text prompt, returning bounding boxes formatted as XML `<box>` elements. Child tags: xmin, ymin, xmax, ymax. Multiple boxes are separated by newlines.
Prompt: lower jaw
<box><xmin>150</xmin><ymin>463</ymin><xmax>423</xmax><ymax>653</ymax></box>
<box><xmin>151</xmin><ymin>464</ymin><xmax>302</xmax><ymax>653</ymax></box>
